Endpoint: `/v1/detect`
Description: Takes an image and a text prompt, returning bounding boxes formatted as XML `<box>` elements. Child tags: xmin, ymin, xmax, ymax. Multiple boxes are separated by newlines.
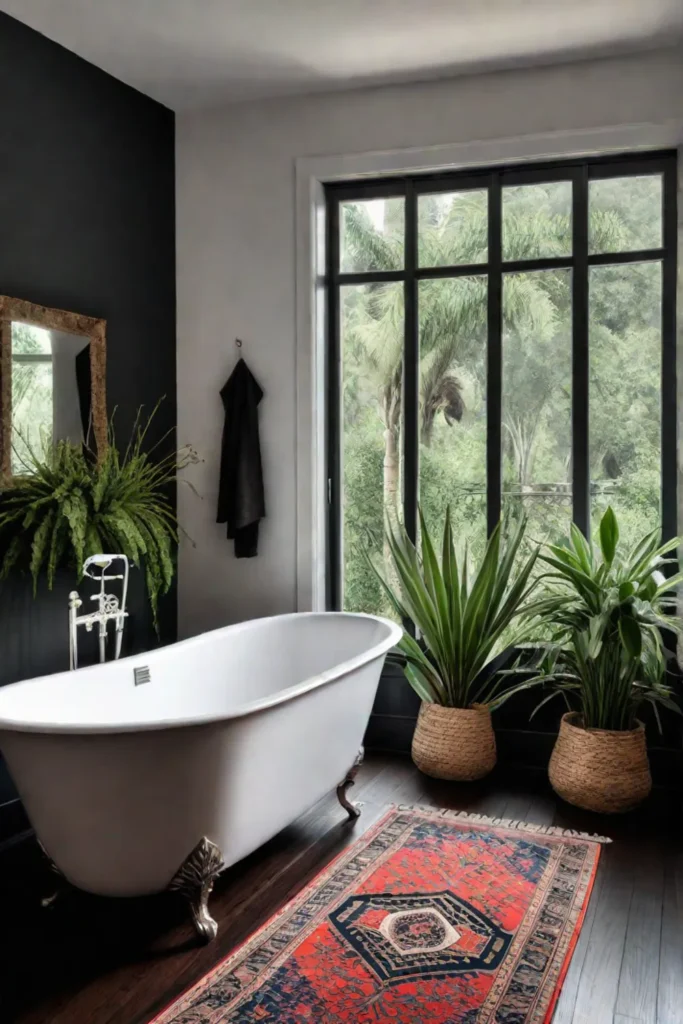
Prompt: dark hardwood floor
<box><xmin>1</xmin><ymin>754</ymin><xmax>682</xmax><ymax>1024</ymax></box>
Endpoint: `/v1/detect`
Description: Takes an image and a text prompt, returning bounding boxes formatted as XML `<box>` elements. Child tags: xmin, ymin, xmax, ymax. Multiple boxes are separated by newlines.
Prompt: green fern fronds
<box><xmin>0</xmin><ymin>405</ymin><xmax>199</xmax><ymax>631</ymax></box>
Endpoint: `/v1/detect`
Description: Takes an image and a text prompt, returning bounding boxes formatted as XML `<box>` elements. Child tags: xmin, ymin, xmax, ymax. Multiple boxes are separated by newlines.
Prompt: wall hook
<box><xmin>235</xmin><ymin>338</ymin><xmax>243</xmax><ymax>348</ymax></box>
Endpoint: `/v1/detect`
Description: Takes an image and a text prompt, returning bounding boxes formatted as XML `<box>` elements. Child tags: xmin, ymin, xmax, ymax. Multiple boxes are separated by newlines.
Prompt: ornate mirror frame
<box><xmin>0</xmin><ymin>295</ymin><xmax>107</xmax><ymax>483</ymax></box>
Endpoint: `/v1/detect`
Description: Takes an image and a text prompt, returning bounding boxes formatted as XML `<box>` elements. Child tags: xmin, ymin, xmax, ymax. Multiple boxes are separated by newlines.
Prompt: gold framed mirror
<box><xmin>0</xmin><ymin>296</ymin><xmax>107</xmax><ymax>484</ymax></box>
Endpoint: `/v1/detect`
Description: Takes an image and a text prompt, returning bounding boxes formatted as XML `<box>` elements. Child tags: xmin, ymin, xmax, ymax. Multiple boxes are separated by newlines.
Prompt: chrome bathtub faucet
<box><xmin>69</xmin><ymin>554</ymin><xmax>130</xmax><ymax>670</ymax></box>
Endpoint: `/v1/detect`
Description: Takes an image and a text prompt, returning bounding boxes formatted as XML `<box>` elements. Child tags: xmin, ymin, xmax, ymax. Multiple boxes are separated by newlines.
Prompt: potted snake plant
<box><xmin>372</xmin><ymin>508</ymin><xmax>541</xmax><ymax>781</ymax></box>
<box><xmin>509</xmin><ymin>508</ymin><xmax>682</xmax><ymax>813</ymax></box>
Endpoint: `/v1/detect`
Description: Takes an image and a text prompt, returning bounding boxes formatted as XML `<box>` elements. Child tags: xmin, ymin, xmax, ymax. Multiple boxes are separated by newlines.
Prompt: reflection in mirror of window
<box><xmin>11</xmin><ymin>322</ymin><xmax>90</xmax><ymax>475</ymax></box>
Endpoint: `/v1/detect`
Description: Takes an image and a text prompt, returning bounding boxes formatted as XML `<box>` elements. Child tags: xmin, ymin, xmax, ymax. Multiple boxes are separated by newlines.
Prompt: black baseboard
<box><xmin>365</xmin><ymin>665</ymin><xmax>683</xmax><ymax>789</ymax></box>
<box><xmin>364</xmin><ymin>713</ymin><xmax>683</xmax><ymax>791</ymax></box>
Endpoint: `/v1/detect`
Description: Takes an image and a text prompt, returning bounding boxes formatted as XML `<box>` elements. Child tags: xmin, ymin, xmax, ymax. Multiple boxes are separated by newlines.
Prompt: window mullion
<box><xmin>661</xmin><ymin>160</ymin><xmax>678</xmax><ymax>545</ymax></box>
<box><xmin>572</xmin><ymin>166</ymin><xmax>590</xmax><ymax>536</ymax></box>
<box><xmin>403</xmin><ymin>180</ymin><xmax>419</xmax><ymax>547</ymax></box>
<box><xmin>326</xmin><ymin>196</ymin><xmax>342</xmax><ymax>610</ymax></box>
<box><xmin>487</xmin><ymin>173</ymin><xmax>502</xmax><ymax>535</ymax></box>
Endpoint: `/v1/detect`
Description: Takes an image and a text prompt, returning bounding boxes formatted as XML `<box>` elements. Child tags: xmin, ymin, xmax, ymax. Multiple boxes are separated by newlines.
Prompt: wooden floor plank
<box><xmin>552</xmin><ymin>849</ymin><xmax>608</xmax><ymax>1024</ymax></box>
<box><xmin>522</xmin><ymin>785</ymin><xmax>557</xmax><ymax>827</ymax></box>
<box><xmin>657</xmin><ymin>846</ymin><xmax>683</xmax><ymax>1024</ymax></box>
<box><xmin>354</xmin><ymin>754</ymin><xmax>415</xmax><ymax>806</ymax></box>
<box><xmin>614</xmin><ymin>839</ymin><xmax>664</xmax><ymax>1024</ymax></box>
<box><xmin>567</xmin><ymin>840</ymin><xmax>636</xmax><ymax>1024</ymax></box>
<box><xmin>495</xmin><ymin>789</ymin><xmax>535</xmax><ymax>823</ymax></box>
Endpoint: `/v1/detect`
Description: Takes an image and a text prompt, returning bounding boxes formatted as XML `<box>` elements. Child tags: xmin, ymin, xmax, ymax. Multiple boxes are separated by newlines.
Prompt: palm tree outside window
<box><xmin>325</xmin><ymin>152</ymin><xmax>677</xmax><ymax>618</ymax></box>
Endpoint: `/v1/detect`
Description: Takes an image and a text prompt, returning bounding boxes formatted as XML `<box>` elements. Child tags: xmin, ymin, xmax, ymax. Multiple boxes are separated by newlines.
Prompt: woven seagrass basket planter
<box><xmin>548</xmin><ymin>712</ymin><xmax>652</xmax><ymax>814</ymax></box>
<box><xmin>411</xmin><ymin>702</ymin><xmax>496</xmax><ymax>781</ymax></box>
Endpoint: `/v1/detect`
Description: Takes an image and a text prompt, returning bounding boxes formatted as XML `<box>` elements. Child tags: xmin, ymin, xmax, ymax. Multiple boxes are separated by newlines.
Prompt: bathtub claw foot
<box><xmin>41</xmin><ymin>888</ymin><xmax>63</xmax><ymax>909</ymax></box>
<box><xmin>191</xmin><ymin>900</ymin><xmax>219</xmax><ymax>944</ymax></box>
<box><xmin>169</xmin><ymin>837</ymin><xmax>224</xmax><ymax>944</ymax></box>
<box><xmin>337</xmin><ymin>746</ymin><xmax>364</xmax><ymax>820</ymax></box>
<box><xmin>38</xmin><ymin>840</ymin><xmax>68</xmax><ymax>909</ymax></box>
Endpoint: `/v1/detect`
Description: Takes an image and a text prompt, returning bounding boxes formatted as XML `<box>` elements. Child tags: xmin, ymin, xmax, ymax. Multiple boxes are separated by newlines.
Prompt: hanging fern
<box><xmin>0</xmin><ymin>404</ymin><xmax>199</xmax><ymax>630</ymax></box>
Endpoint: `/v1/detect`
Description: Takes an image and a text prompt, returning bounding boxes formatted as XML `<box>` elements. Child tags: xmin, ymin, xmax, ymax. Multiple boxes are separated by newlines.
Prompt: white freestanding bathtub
<box><xmin>0</xmin><ymin>612</ymin><xmax>401</xmax><ymax>940</ymax></box>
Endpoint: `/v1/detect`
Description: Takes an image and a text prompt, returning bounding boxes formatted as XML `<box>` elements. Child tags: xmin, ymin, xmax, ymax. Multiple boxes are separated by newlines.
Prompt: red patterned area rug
<box><xmin>151</xmin><ymin>806</ymin><xmax>608</xmax><ymax>1024</ymax></box>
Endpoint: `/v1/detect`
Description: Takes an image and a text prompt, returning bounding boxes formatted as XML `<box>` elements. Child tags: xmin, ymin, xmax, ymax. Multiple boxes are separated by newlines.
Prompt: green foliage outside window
<box><xmin>339</xmin><ymin>177</ymin><xmax>664</xmax><ymax>617</ymax></box>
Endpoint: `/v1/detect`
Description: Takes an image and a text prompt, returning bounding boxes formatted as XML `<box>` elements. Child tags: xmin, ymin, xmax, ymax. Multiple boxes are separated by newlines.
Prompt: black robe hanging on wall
<box><xmin>216</xmin><ymin>358</ymin><xmax>265</xmax><ymax>557</ymax></box>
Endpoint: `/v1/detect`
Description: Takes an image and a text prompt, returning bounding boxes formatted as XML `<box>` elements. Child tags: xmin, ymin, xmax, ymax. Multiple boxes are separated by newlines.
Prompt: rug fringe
<box><xmin>395</xmin><ymin>803</ymin><xmax>613</xmax><ymax>844</ymax></box>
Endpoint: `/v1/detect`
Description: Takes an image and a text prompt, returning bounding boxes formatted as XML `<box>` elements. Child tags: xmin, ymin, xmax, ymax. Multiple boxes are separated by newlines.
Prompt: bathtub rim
<box><xmin>0</xmin><ymin>612</ymin><xmax>402</xmax><ymax>736</ymax></box>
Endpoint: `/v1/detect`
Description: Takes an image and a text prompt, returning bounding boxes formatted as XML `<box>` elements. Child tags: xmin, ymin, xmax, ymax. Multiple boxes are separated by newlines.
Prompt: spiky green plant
<box><xmin>371</xmin><ymin>508</ymin><xmax>541</xmax><ymax>709</ymax></box>
<box><xmin>505</xmin><ymin>507</ymin><xmax>683</xmax><ymax>731</ymax></box>
<box><xmin>0</xmin><ymin>406</ymin><xmax>198</xmax><ymax>628</ymax></box>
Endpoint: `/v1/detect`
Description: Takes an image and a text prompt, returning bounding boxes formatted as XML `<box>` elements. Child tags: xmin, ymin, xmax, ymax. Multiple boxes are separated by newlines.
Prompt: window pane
<box><xmin>589</xmin><ymin>175</ymin><xmax>662</xmax><ymax>254</ymax></box>
<box><xmin>340</xmin><ymin>282</ymin><xmax>403</xmax><ymax>615</ymax></box>
<box><xmin>590</xmin><ymin>262</ymin><xmax>661</xmax><ymax>545</ymax></box>
<box><xmin>419</xmin><ymin>277</ymin><xmax>487</xmax><ymax>558</ymax></box>
<box><xmin>418</xmin><ymin>190</ymin><xmax>487</xmax><ymax>267</ymax></box>
<box><xmin>502</xmin><ymin>269</ymin><xmax>572</xmax><ymax>545</ymax></box>
<box><xmin>502</xmin><ymin>181</ymin><xmax>572</xmax><ymax>261</ymax></box>
<box><xmin>12</xmin><ymin>360</ymin><xmax>53</xmax><ymax>473</ymax></box>
<box><xmin>339</xmin><ymin>198</ymin><xmax>404</xmax><ymax>273</ymax></box>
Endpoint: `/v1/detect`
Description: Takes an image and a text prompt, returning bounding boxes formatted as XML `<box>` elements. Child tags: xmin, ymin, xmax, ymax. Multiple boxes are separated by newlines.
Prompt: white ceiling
<box><xmin>2</xmin><ymin>0</ymin><xmax>682</xmax><ymax>110</ymax></box>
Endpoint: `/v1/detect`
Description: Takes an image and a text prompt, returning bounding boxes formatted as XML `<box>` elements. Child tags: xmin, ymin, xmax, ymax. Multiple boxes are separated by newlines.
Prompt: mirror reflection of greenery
<box><xmin>11</xmin><ymin>323</ymin><xmax>53</xmax><ymax>474</ymax></box>
<box><xmin>340</xmin><ymin>177</ymin><xmax>663</xmax><ymax>616</ymax></box>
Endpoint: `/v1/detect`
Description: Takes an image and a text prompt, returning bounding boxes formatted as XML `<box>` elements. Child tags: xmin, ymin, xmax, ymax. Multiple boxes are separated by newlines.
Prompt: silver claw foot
<box><xmin>169</xmin><ymin>837</ymin><xmax>224</xmax><ymax>944</ymax></box>
<box><xmin>337</xmin><ymin>746</ymin><xmax>364</xmax><ymax>820</ymax></box>
<box><xmin>41</xmin><ymin>889</ymin><xmax>63</xmax><ymax>909</ymax></box>
<box><xmin>38</xmin><ymin>841</ymin><xmax>67</xmax><ymax>909</ymax></box>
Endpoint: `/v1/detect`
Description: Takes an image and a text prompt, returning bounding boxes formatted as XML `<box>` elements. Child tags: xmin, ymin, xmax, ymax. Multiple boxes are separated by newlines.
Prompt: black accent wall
<box><xmin>0</xmin><ymin>13</ymin><xmax>176</xmax><ymax>839</ymax></box>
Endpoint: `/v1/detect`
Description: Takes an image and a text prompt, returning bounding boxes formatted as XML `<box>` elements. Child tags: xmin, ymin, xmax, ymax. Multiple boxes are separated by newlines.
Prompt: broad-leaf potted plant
<box><xmin>373</xmin><ymin>508</ymin><xmax>541</xmax><ymax>781</ymax></box>
<box><xmin>514</xmin><ymin>508</ymin><xmax>682</xmax><ymax>813</ymax></box>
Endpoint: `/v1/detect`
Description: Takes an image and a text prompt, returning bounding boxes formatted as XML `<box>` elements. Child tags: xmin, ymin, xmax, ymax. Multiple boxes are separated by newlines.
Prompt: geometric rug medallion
<box><xmin>151</xmin><ymin>805</ymin><xmax>607</xmax><ymax>1024</ymax></box>
<box><xmin>329</xmin><ymin>889</ymin><xmax>512</xmax><ymax>982</ymax></box>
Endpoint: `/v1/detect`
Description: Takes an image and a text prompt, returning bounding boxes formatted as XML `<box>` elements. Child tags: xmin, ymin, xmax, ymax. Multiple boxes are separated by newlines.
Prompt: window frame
<box><xmin>325</xmin><ymin>150</ymin><xmax>678</xmax><ymax>611</ymax></box>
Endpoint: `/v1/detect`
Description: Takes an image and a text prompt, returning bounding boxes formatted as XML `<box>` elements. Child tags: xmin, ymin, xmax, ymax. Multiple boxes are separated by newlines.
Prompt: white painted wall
<box><xmin>176</xmin><ymin>49</ymin><xmax>683</xmax><ymax>639</ymax></box>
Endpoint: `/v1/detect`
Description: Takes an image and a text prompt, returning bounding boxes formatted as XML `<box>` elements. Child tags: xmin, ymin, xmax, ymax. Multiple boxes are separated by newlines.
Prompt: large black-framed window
<box><xmin>325</xmin><ymin>151</ymin><xmax>678</xmax><ymax>612</ymax></box>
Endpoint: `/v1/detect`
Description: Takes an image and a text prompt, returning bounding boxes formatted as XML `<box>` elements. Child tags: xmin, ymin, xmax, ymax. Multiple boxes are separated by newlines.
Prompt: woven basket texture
<box><xmin>548</xmin><ymin>712</ymin><xmax>652</xmax><ymax>814</ymax></box>
<box><xmin>411</xmin><ymin>702</ymin><xmax>496</xmax><ymax>781</ymax></box>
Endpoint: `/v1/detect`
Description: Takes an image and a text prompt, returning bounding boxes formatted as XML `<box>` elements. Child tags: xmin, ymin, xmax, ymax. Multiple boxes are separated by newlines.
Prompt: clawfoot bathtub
<box><xmin>0</xmin><ymin>612</ymin><xmax>401</xmax><ymax>941</ymax></box>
